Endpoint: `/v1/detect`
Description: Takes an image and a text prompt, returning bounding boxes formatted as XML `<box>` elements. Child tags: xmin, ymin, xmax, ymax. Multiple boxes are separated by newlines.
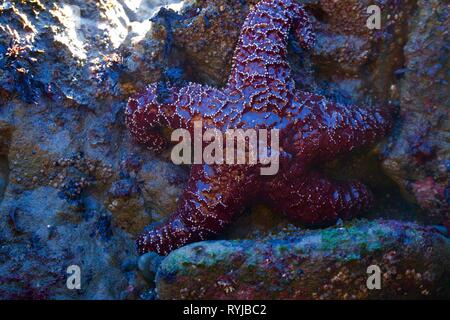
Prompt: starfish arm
<box><xmin>291</xmin><ymin>3</ymin><xmax>315</xmax><ymax>50</ymax></box>
<box><xmin>125</xmin><ymin>119</ymin><xmax>168</xmax><ymax>153</ymax></box>
<box><xmin>125</xmin><ymin>84</ymin><xmax>180</xmax><ymax>152</ymax></box>
<box><xmin>136</xmin><ymin>164</ymin><xmax>257</xmax><ymax>255</ymax></box>
<box><xmin>173</xmin><ymin>83</ymin><xmax>229</xmax><ymax>130</ymax></box>
<box><xmin>265</xmin><ymin>171</ymin><xmax>373</xmax><ymax>226</ymax></box>
<box><xmin>126</xmin><ymin>83</ymin><xmax>227</xmax><ymax>152</ymax></box>
<box><xmin>288</xmin><ymin>91</ymin><xmax>392</xmax><ymax>162</ymax></box>
<box><xmin>128</xmin><ymin>0</ymin><xmax>394</xmax><ymax>256</ymax></box>
<box><xmin>227</xmin><ymin>0</ymin><xmax>314</xmax><ymax>96</ymax></box>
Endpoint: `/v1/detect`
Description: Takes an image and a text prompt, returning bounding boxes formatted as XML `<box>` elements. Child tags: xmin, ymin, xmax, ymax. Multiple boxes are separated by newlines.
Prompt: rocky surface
<box><xmin>382</xmin><ymin>0</ymin><xmax>449</xmax><ymax>224</ymax></box>
<box><xmin>0</xmin><ymin>0</ymin><xmax>448</xmax><ymax>299</ymax></box>
<box><xmin>156</xmin><ymin>220</ymin><xmax>450</xmax><ymax>299</ymax></box>
<box><xmin>0</xmin><ymin>0</ymin><xmax>187</xmax><ymax>299</ymax></box>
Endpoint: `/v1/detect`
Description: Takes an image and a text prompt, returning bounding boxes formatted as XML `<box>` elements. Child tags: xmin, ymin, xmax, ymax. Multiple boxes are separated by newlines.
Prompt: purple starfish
<box><xmin>126</xmin><ymin>0</ymin><xmax>392</xmax><ymax>255</ymax></box>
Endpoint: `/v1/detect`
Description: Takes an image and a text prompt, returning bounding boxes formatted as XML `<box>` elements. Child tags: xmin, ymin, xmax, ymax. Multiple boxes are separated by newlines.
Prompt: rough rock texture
<box><xmin>0</xmin><ymin>0</ymin><xmax>187</xmax><ymax>299</ymax></box>
<box><xmin>156</xmin><ymin>220</ymin><xmax>450</xmax><ymax>299</ymax></box>
<box><xmin>382</xmin><ymin>0</ymin><xmax>449</xmax><ymax>224</ymax></box>
<box><xmin>0</xmin><ymin>0</ymin><xmax>448</xmax><ymax>299</ymax></box>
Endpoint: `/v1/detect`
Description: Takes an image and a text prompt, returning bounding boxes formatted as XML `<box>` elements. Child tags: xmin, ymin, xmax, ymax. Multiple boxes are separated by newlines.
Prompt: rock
<box><xmin>0</xmin><ymin>187</ymin><xmax>137</xmax><ymax>299</ymax></box>
<box><xmin>151</xmin><ymin>0</ymin><xmax>415</xmax><ymax>100</ymax></box>
<box><xmin>381</xmin><ymin>0</ymin><xmax>449</xmax><ymax>224</ymax></box>
<box><xmin>308</xmin><ymin>0</ymin><xmax>416</xmax><ymax>101</ymax></box>
<box><xmin>138</xmin><ymin>252</ymin><xmax>165</xmax><ymax>283</ymax></box>
<box><xmin>0</xmin><ymin>0</ymin><xmax>187</xmax><ymax>299</ymax></box>
<box><xmin>0</xmin><ymin>139</ymin><xmax>8</xmax><ymax>202</ymax></box>
<box><xmin>162</xmin><ymin>0</ymin><xmax>259</xmax><ymax>86</ymax></box>
<box><xmin>156</xmin><ymin>220</ymin><xmax>450</xmax><ymax>299</ymax></box>
<box><xmin>137</xmin><ymin>159</ymin><xmax>187</xmax><ymax>222</ymax></box>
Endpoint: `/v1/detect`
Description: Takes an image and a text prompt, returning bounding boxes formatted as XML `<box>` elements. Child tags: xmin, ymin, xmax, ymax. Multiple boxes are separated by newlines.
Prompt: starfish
<box><xmin>126</xmin><ymin>0</ymin><xmax>392</xmax><ymax>255</ymax></box>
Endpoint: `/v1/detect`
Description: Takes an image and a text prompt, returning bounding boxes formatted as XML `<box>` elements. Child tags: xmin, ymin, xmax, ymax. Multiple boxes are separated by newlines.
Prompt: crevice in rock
<box><xmin>305</xmin><ymin>3</ymin><xmax>328</xmax><ymax>23</ymax></box>
<box><xmin>0</xmin><ymin>129</ymin><xmax>11</xmax><ymax>205</ymax></box>
<box><xmin>324</xmin><ymin>148</ymin><xmax>423</xmax><ymax>222</ymax></box>
<box><xmin>365</xmin><ymin>0</ymin><xmax>419</xmax><ymax>104</ymax></box>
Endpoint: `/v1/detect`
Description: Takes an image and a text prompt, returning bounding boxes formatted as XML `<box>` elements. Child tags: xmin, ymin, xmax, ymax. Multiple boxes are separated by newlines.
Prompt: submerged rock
<box><xmin>156</xmin><ymin>220</ymin><xmax>450</xmax><ymax>299</ymax></box>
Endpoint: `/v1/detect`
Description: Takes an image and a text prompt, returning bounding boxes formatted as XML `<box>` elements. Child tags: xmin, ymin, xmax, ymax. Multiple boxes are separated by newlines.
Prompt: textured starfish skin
<box><xmin>126</xmin><ymin>0</ymin><xmax>392</xmax><ymax>255</ymax></box>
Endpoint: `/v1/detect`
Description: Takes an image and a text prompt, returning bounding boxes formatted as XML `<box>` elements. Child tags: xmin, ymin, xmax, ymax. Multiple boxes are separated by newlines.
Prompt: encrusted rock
<box><xmin>382</xmin><ymin>0</ymin><xmax>449</xmax><ymax>224</ymax></box>
<box><xmin>156</xmin><ymin>220</ymin><xmax>450</xmax><ymax>299</ymax></box>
